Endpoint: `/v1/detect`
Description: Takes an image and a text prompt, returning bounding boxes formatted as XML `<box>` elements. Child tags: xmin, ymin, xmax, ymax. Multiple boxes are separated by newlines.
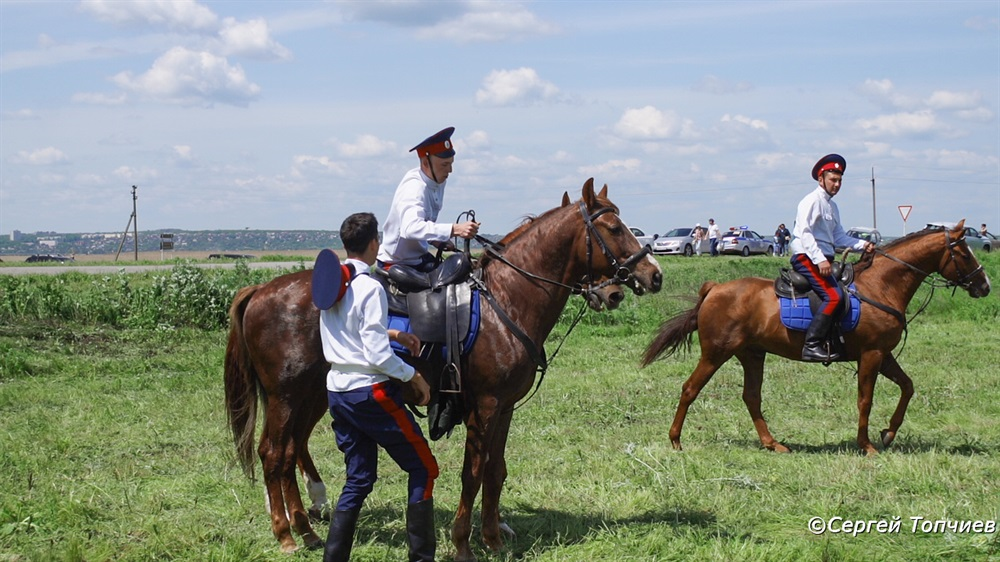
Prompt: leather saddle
<box><xmin>773</xmin><ymin>261</ymin><xmax>855</xmax><ymax>321</ymax></box>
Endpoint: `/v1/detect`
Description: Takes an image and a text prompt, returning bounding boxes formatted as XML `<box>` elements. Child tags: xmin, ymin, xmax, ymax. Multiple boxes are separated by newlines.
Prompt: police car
<box><xmin>719</xmin><ymin>226</ymin><xmax>774</xmax><ymax>256</ymax></box>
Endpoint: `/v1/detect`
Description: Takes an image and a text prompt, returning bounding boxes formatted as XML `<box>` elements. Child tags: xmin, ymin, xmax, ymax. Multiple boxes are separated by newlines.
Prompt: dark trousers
<box><xmin>328</xmin><ymin>382</ymin><xmax>439</xmax><ymax>511</ymax></box>
<box><xmin>790</xmin><ymin>254</ymin><xmax>843</xmax><ymax>315</ymax></box>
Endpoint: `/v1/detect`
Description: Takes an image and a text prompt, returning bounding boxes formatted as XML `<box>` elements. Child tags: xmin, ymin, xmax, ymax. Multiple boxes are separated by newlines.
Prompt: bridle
<box><xmin>872</xmin><ymin>228</ymin><xmax>984</xmax><ymax>293</ymax></box>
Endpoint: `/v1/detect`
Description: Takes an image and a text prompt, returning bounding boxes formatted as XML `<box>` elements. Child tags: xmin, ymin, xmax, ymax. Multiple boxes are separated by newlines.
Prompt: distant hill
<box><xmin>0</xmin><ymin>229</ymin><xmax>495</xmax><ymax>257</ymax></box>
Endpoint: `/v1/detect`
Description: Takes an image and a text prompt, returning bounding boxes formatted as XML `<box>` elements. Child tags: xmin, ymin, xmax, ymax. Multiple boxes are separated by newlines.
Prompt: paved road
<box><xmin>0</xmin><ymin>262</ymin><xmax>307</xmax><ymax>276</ymax></box>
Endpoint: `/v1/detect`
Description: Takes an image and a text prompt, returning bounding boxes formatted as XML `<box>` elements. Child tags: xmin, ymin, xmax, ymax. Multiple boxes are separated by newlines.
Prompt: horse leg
<box><xmin>452</xmin><ymin>397</ymin><xmax>499</xmax><ymax>562</ymax></box>
<box><xmin>480</xmin><ymin>408</ymin><xmax>515</xmax><ymax>553</ymax></box>
<box><xmin>877</xmin><ymin>353</ymin><xmax>913</xmax><ymax>448</ymax></box>
<box><xmin>736</xmin><ymin>350</ymin><xmax>789</xmax><ymax>453</ymax></box>
<box><xmin>669</xmin><ymin>354</ymin><xmax>729</xmax><ymax>450</ymax></box>
<box><xmin>855</xmin><ymin>351</ymin><xmax>884</xmax><ymax>455</ymax></box>
<box><xmin>258</xmin><ymin>406</ymin><xmax>298</xmax><ymax>553</ymax></box>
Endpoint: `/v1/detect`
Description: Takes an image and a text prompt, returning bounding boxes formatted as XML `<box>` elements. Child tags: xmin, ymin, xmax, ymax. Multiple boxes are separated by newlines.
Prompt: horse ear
<box><xmin>955</xmin><ymin>219</ymin><xmax>966</xmax><ymax>231</ymax></box>
<box><xmin>582</xmin><ymin>178</ymin><xmax>596</xmax><ymax>207</ymax></box>
<box><xmin>561</xmin><ymin>192</ymin><xmax>571</xmax><ymax>207</ymax></box>
<box><xmin>599</xmin><ymin>183</ymin><xmax>609</xmax><ymax>199</ymax></box>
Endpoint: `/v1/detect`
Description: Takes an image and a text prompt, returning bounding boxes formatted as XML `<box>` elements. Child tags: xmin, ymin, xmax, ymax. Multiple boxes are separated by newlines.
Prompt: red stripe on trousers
<box><xmin>794</xmin><ymin>254</ymin><xmax>841</xmax><ymax>315</ymax></box>
<box><xmin>371</xmin><ymin>383</ymin><xmax>437</xmax><ymax>500</ymax></box>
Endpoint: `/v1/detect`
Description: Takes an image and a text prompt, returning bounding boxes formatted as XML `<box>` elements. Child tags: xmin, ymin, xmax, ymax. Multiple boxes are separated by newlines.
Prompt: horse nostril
<box><xmin>652</xmin><ymin>272</ymin><xmax>663</xmax><ymax>291</ymax></box>
<box><xmin>610</xmin><ymin>291</ymin><xmax>625</xmax><ymax>304</ymax></box>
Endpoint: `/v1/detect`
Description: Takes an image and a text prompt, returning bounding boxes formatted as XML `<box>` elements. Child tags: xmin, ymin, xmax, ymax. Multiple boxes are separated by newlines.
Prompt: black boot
<box><xmin>324</xmin><ymin>509</ymin><xmax>360</xmax><ymax>562</ymax></box>
<box><xmin>802</xmin><ymin>312</ymin><xmax>840</xmax><ymax>362</ymax></box>
<box><xmin>406</xmin><ymin>499</ymin><xmax>436</xmax><ymax>562</ymax></box>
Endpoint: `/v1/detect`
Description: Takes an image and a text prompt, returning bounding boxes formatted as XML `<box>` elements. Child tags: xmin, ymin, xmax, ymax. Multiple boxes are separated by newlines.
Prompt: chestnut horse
<box><xmin>642</xmin><ymin>221</ymin><xmax>990</xmax><ymax>456</ymax></box>
<box><xmin>224</xmin><ymin>179</ymin><xmax>663</xmax><ymax>558</ymax></box>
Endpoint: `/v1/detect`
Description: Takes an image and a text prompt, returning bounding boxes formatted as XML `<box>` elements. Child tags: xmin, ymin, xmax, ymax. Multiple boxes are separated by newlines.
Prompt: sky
<box><xmin>2</xmin><ymin>1</ymin><xmax>999</xmax><ymax>240</ymax></box>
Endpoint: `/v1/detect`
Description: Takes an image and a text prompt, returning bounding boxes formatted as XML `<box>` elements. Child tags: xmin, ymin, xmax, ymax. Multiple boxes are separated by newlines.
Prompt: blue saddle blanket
<box><xmin>778</xmin><ymin>285</ymin><xmax>861</xmax><ymax>332</ymax></box>
<box><xmin>388</xmin><ymin>289</ymin><xmax>481</xmax><ymax>358</ymax></box>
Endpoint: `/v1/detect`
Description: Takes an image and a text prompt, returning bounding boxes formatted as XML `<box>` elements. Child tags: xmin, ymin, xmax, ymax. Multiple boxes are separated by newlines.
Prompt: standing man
<box><xmin>692</xmin><ymin>223</ymin><xmax>706</xmax><ymax>256</ymax></box>
<box><xmin>377</xmin><ymin>126</ymin><xmax>480</xmax><ymax>272</ymax></box>
<box><xmin>789</xmin><ymin>154</ymin><xmax>875</xmax><ymax>362</ymax></box>
<box><xmin>707</xmin><ymin>218</ymin><xmax>722</xmax><ymax>257</ymax></box>
<box><xmin>321</xmin><ymin>212</ymin><xmax>439</xmax><ymax>562</ymax></box>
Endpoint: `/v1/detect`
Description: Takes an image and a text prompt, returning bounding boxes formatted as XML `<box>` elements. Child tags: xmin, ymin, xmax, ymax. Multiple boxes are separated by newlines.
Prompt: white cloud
<box><xmin>291</xmin><ymin>155</ymin><xmax>347</xmax><ymax>178</ymax></box>
<box><xmin>72</xmin><ymin>91</ymin><xmax>129</xmax><ymax>105</ymax></box>
<box><xmin>112</xmin><ymin>165</ymin><xmax>159</xmax><ymax>182</ymax></box>
<box><xmin>613</xmin><ymin>106</ymin><xmax>691</xmax><ymax>141</ymax></box>
<box><xmin>955</xmin><ymin>107</ymin><xmax>995</xmax><ymax>121</ymax></box>
<box><xmin>753</xmin><ymin>152</ymin><xmax>794</xmax><ymax>170</ymax></box>
<box><xmin>463</xmin><ymin>130</ymin><xmax>491</xmax><ymax>150</ymax></box>
<box><xmin>11</xmin><ymin>147</ymin><xmax>68</xmax><ymax>165</ymax></box>
<box><xmin>578</xmin><ymin>158</ymin><xmax>642</xmax><ymax>177</ymax></box>
<box><xmin>925</xmin><ymin>89</ymin><xmax>982</xmax><ymax>110</ymax></box>
<box><xmin>475</xmin><ymin>67</ymin><xmax>561</xmax><ymax>106</ymax></box>
<box><xmin>720</xmin><ymin>114</ymin><xmax>768</xmax><ymax>130</ymax></box>
<box><xmin>1</xmin><ymin>109</ymin><xmax>41</xmax><ymax>120</ymax></box>
<box><xmin>858</xmin><ymin>78</ymin><xmax>919</xmax><ymax>109</ymax></box>
<box><xmin>855</xmin><ymin>110</ymin><xmax>942</xmax><ymax>137</ymax></box>
<box><xmin>332</xmin><ymin>135</ymin><xmax>397</xmax><ymax>158</ymax></box>
<box><xmin>80</xmin><ymin>0</ymin><xmax>219</xmax><ymax>32</ymax></box>
<box><xmin>218</xmin><ymin>17</ymin><xmax>292</xmax><ymax>60</ymax></box>
<box><xmin>417</xmin><ymin>5</ymin><xmax>559</xmax><ymax>43</ymax></box>
<box><xmin>111</xmin><ymin>47</ymin><xmax>261</xmax><ymax>106</ymax></box>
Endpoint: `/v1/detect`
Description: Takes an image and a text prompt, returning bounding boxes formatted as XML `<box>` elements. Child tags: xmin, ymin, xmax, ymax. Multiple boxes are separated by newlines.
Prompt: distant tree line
<box><xmin>0</xmin><ymin>230</ymin><xmax>344</xmax><ymax>256</ymax></box>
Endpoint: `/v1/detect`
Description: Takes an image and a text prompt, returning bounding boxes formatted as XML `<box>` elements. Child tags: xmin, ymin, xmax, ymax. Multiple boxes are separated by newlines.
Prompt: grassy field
<box><xmin>1</xmin><ymin>253</ymin><xmax>998</xmax><ymax>561</ymax></box>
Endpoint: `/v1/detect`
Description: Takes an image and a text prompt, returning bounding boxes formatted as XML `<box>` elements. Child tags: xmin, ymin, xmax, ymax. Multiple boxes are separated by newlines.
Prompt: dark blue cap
<box><xmin>410</xmin><ymin>127</ymin><xmax>455</xmax><ymax>158</ymax></box>
<box><xmin>311</xmin><ymin>249</ymin><xmax>351</xmax><ymax>310</ymax></box>
<box><xmin>812</xmin><ymin>154</ymin><xmax>846</xmax><ymax>180</ymax></box>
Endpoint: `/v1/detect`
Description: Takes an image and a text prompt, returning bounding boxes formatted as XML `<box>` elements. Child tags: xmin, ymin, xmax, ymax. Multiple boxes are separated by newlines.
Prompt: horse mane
<box><xmin>853</xmin><ymin>227</ymin><xmax>934</xmax><ymax>275</ymax></box>
<box><xmin>478</xmin><ymin>206</ymin><xmax>564</xmax><ymax>268</ymax></box>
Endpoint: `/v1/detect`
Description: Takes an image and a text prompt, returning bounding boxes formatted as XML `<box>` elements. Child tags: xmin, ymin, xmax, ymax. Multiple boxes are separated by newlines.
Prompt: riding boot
<box><xmin>802</xmin><ymin>312</ymin><xmax>841</xmax><ymax>362</ymax></box>
<box><xmin>323</xmin><ymin>509</ymin><xmax>360</xmax><ymax>562</ymax></box>
<box><xmin>406</xmin><ymin>499</ymin><xmax>436</xmax><ymax>562</ymax></box>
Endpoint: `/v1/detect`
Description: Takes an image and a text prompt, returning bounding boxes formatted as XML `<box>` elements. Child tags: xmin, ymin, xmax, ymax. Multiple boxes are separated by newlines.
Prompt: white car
<box><xmin>651</xmin><ymin>227</ymin><xmax>707</xmax><ymax>256</ymax></box>
<box><xmin>629</xmin><ymin>227</ymin><xmax>658</xmax><ymax>251</ymax></box>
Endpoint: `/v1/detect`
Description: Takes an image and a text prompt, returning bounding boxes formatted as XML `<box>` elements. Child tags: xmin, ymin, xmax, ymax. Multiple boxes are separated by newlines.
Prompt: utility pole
<box><xmin>870</xmin><ymin>167</ymin><xmax>877</xmax><ymax>229</ymax></box>
<box><xmin>114</xmin><ymin>185</ymin><xmax>139</xmax><ymax>262</ymax></box>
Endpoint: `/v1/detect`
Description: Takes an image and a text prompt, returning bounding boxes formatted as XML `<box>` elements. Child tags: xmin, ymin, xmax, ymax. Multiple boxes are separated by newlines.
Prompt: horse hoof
<box><xmin>302</xmin><ymin>532</ymin><xmax>324</xmax><ymax>550</ymax></box>
<box><xmin>278</xmin><ymin>541</ymin><xmax>299</xmax><ymax>554</ymax></box>
<box><xmin>880</xmin><ymin>429</ymin><xmax>896</xmax><ymax>447</ymax></box>
<box><xmin>499</xmin><ymin>522</ymin><xmax>516</xmax><ymax>540</ymax></box>
<box><xmin>308</xmin><ymin>505</ymin><xmax>331</xmax><ymax>521</ymax></box>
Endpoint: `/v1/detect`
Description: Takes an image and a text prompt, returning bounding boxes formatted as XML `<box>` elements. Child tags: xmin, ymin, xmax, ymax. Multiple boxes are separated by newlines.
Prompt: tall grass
<box><xmin>0</xmin><ymin>253</ymin><xmax>997</xmax><ymax>561</ymax></box>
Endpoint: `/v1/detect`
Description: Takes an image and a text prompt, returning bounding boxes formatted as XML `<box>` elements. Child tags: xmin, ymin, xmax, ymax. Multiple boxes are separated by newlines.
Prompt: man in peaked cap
<box><xmin>788</xmin><ymin>154</ymin><xmax>875</xmax><ymax>362</ymax></box>
<box><xmin>377</xmin><ymin>127</ymin><xmax>480</xmax><ymax>272</ymax></box>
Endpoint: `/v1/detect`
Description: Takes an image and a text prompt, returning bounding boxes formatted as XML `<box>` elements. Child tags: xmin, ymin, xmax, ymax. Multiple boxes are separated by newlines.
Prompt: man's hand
<box><xmin>452</xmin><ymin>221</ymin><xmax>480</xmax><ymax>239</ymax></box>
<box><xmin>817</xmin><ymin>259</ymin><xmax>832</xmax><ymax>277</ymax></box>
<box><xmin>406</xmin><ymin>372</ymin><xmax>431</xmax><ymax>406</ymax></box>
<box><xmin>863</xmin><ymin>241</ymin><xmax>876</xmax><ymax>254</ymax></box>
<box><xmin>388</xmin><ymin>329</ymin><xmax>421</xmax><ymax>356</ymax></box>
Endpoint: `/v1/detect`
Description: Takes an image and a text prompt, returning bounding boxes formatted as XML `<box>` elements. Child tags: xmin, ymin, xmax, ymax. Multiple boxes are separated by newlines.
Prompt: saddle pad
<box><xmin>388</xmin><ymin>289</ymin><xmax>481</xmax><ymax>358</ymax></box>
<box><xmin>779</xmin><ymin>287</ymin><xmax>862</xmax><ymax>332</ymax></box>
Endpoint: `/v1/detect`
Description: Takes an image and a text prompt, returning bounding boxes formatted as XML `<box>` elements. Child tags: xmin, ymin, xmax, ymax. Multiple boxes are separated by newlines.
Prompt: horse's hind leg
<box><xmin>877</xmin><ymin>353</ymin><xmax>913</xmax><ymax>448</ymax></box>
<box><xmin>670</xmin><ymin>354</ymin><xmax>729</xmax><ymax>450</ymax></box>
<box><xmin>736</xmin><ymin>350</ymin><xmax>788</xmax><ymax>453</ymax></box>
<box><xmin>259</xmin><ymin>408</ymin><xmax>298</xmax><ymax>553</ymax></box>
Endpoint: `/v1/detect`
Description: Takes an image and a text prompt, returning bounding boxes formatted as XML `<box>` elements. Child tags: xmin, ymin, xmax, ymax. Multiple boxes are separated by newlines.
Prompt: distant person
<box><xmin>981</xmin><ymin>223</ymin><xmax>989</xmax><ymax>237</ymax></box>
<box><xmin>692</xmin><ymin>223</ymin><xmax>706</xmax><ymax>256</ymax></box>
<box><xmin>788</xmin><ymin>154</ymin><xmax>875</xmax><ymax>362</ymax></box>
<box><xmin>377</xmin><ymin>127</ymin><xmax>480</xmax><ymax>272</ymax></box>
<box><xmin>321</xmin><ymin>212</ymin><xmax>438</xmax><ymax>562</ymax></box>
<box><xmin>774</xmin><ymin>223</ymin><xmax>790</xmax><ymax>256</ymax></box>
<box><xmin>707</xmin><ymin>218</ymin><xmax>722</xmax><ymax>256</ymax></box>
<box><xmin>781</xmin><ymin>224</ymin><xmax>791</xmax><ymax>256</ymax></box>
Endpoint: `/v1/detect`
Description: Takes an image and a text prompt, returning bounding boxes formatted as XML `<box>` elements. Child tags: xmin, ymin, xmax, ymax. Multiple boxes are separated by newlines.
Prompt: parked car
<box><xmin>651</xmin><ymin>227</ymin><xmax>707</xmax><ymax>256</ymax></box>
<box><xmin>925</xmin><ymin>222</ymin><xmax>991</xmax><ymax>252</ymax></box>
<box><xmin>719</xmin><ymin>227</ymin><xmax>774</xmax><ymax>256</ymax></box>
<box><xmin>629</xmin><ymin>227</ymin><xmax>658</xmax><ymax>250</ymax></box>
<box><xmin>835</xmin><ymin>226</ymin><xmax>882</xmax><ymax>253</ymax></box>
<box><xmin>207</xmin><ymin>253</ymin><xmax>257</xmax><ymax>260</ymax></box>
<box><xmin>25</xmin><ymin>254</ymin><xmax>74</xmax><ymax>263</ymax></box>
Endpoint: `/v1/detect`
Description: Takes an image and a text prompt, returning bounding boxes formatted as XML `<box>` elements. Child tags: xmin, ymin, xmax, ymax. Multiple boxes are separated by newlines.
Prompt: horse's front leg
<box><xmin>480</xmin><ymin>407</ymin><xmax>515</xmax><ymax>553</ymax></box>
<box><xmin>856</xmin><ymin>351</ymin><xmax>884</xmax><ymax>455</ymax></box>
<box><xmin>877</xmin><ymin>353</ymin><xmax>914</xmax><ymax>448</ymax></box>
<box><xmin>452</xmin><ymin>397</ymin><xmax>499</xmax><ymax>562</ymax></box>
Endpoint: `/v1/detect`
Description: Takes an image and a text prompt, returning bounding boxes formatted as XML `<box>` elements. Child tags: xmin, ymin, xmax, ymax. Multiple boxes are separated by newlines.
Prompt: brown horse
<box><xmin>642</xmin><ymin>220</ymin><xmax>990</xmax><ymax>456</ymax></box>
<box><xmin>224</xmin><ymin>178</ymin><xmax>663</xmax><ymax>558</ymax></box>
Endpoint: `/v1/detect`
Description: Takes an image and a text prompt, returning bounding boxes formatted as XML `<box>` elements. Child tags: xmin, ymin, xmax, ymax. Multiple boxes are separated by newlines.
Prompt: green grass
<box><xmin>0</xmin><ymin>254</ymin><xmax>998</xmax><ymax>561</ymax></box>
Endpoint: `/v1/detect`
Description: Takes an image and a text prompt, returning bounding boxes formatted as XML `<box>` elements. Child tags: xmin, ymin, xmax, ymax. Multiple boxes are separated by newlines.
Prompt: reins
<box><xmin>454</xmin><ymin>202</ymin><xmax>646</xmax><ymax>411</ymax></box>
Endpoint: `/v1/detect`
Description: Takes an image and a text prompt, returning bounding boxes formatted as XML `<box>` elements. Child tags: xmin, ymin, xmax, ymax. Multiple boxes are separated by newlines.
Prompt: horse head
<box><xmin>569</xmin><ymin>178</ymin><xmax>663</xmax><ymax>310</ymax></box>
<box><xmin>936</xmin><ymin>219</ymin><xmax>991</xmax><ymax>298</ymax></box>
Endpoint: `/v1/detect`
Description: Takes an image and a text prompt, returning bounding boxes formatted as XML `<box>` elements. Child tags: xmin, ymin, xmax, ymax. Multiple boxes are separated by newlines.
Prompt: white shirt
<box><xmin>707</xmin><ymin>223</ymin><xmax>721</xmax><ymax>240</ymax></box>
<box><xmin>320</xmin><ymin>258</ymin><xmax>415</xmax><ymax>392</ymax></box>
<box><xmin>376</xmin><ymin>167</ymin><xmax>453</xmax><ymax>265</ymax></box>
<box><xmin>789</xmin><ymin>186</ymin><xmax>867</xmax><ymax>264</ymax></box>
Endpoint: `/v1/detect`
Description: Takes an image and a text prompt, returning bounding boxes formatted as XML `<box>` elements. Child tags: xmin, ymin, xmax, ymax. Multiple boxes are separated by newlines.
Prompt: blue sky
<box><xmin>2</xmin><ymin>1</ymin><xmax>998</xmax><ymax>239</ymax></box>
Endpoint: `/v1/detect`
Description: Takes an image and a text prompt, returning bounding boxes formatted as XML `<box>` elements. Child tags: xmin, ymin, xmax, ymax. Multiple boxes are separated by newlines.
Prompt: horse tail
<box><xmin>641</xmin><ymin>281</ymin><xmax>716</xmax><ymax>366</ymax></box>
<box><xmin>224</xmin><ymin>284</ymin><xmax>263</xmax><ymax>481</ymax></box>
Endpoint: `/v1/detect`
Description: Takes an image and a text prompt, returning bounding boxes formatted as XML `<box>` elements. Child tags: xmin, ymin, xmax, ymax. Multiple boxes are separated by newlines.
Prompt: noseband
<box><xmin>578</xmin><ymin>201</ymin><xmax>651</xmax><ymax>293</ymax></box>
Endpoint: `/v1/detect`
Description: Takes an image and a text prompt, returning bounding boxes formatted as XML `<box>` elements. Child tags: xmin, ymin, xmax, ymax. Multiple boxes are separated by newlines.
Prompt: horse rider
<box><xmin>789</xmin><ymin>154</ymin><xmax>875</xmax><ymax>362</ymax></box>
<box><xmin>377</xmin><ymin>127</ymin><xmax>480</xmax><ymax>273</ymax></box>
